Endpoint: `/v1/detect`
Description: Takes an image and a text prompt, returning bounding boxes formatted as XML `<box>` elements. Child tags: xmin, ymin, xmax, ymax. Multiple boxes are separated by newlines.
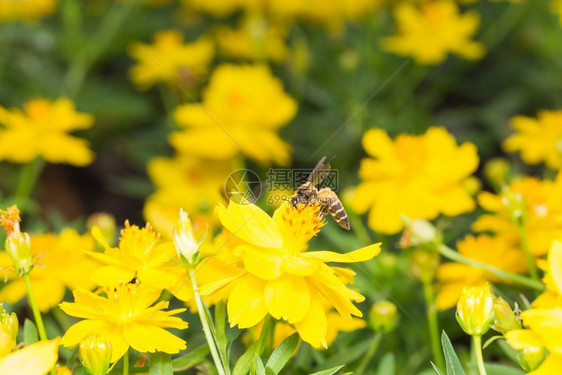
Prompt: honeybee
<box><xmin>290</xmin><ymin>156</ymin><xmax>351</xmax><ymax>230</ymax></box>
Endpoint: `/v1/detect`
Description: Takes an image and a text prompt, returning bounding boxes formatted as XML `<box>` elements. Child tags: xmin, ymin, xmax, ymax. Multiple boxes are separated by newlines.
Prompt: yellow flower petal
<box><xmin>302</xmin><ymin>243</ymin><xmax>381</xmax><ymax>263</ymax></box>
<box><xmin>265</xmin><ymin>275</ymin><xmax>310</xmax><ymax>323</ymax></box>
<box><xmin>506</xmin><ymin>329</ymin><xmax>543</xmax><ymax>350</ymax></box>
<box><xmin>228</xmin><ymin>275</ymin><xmax>268</xmax><ymax>329</ymax></box>
<box><xmin>0</xmin><ymin>338</ymin><xmax>59</xmax><ymax>375</ymax></box>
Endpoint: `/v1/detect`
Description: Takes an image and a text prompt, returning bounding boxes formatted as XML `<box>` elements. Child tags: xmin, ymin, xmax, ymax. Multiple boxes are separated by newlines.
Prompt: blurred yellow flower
<box><xmin>0</xmin><ymin>0</ymin><xmax>58</xmax><ymax>22</ymax></box>
<box><xmin>351</xmin><ymin>127</ymin><xmax>479</xmax><ymax>234</ymax></box>
<box><xmin>144</xmin><ymin>156</ymin><xmax>231</xmax><ymax>238</ymax></box>
<box><xmin>381</xmin><ymin>0</ymin><xmax>485</xmax><ymax>64</ymax></box>
<box><xmin>128</xmin><ymin>30</ymin><xmax>214</xmax><ymax>90</ymax></box>
<box><xmin>473</xmin><ymin>174</ymin><xmax>562</xmax><ymax>256</ymax></box>
<box><xmin>0</xmin><ymin>98</ymin><xmax>94</xmax><ymax>166</ymax></box>
<box><xmin>436</xmin><ymin>234</ymin><xmax>527</xmax><ymax>310</ymax></box>
<box><xmin>0</xmin><ymin>338</ymin><xmax>59</xmax><ymax>375</ymax></box>
<box><xmin>0</xmin><ymin>229</ymin><xmax>98</xmax><ymax>312</ymax></box>
<box><xmin>201</xmin><ymin>201</ymin><xmax>381</xmax><ymax>348</ymax></box>
<box><xmin>170</xmin><ymin>64</ymin><xmax>296</xmax><ymax>165</ymax></box>
<box><xmin>215</xmin><ymin>14</ymin><xmax>290</xmax><ymax>63</ymax></box>
<box><xmin>503</xmin><ymin>110</ymin><xmax>562</xmax><ymax>169</ymax></box>
<box><xmin>552</xmin><ymin>0</ymin><xmax>562</xmax><ymax>24</ymax></box>
<box><xmin>87</xmin><ymin>221</ymin><xmax>192</xmax><ymax>302</ymax></box>
<box><xmin>60</xmin><ymin>283</ymin><xmax>188</xmax><ymax>363</ymax></box>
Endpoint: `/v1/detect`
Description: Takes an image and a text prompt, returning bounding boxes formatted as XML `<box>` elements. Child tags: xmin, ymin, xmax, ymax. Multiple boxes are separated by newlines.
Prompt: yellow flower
<box><xmin>351</xmin><ymin>127</ymin><xmax>479</xmax><ymax>234</ymax></box>
<box><xmin>0</xmin><ymin>98</ymin><xmax>94</xmax><ymax>165</ymax></box>
<box><xmin>532</xmin><ymin>240</ymin><xmax>562</xmax><ymax>309</ymax></box>
<box><xmin>0</xmin><ymin>338</ymin><xmax>59</xmax><ymax>375</ymax></box>
<box><xmin>0</xmin><ymin>0</ymin><xmax>58</xmax><ymax>22</ymax></box>
<box><xmin>0</xmin><ymin>228</ymin><xmax>99</xmax><ymax>312</ymax></box>
<box><xmin>60</xmin><ymin>283</ymin><xmax>188</xmax><ymax>363</ymax></box>
<box><xmin>169</xmin><ymin>64</ymin><xmax>296</xmax><ymax>165</ymax></box>
<box><xmin>456</xmin><ymin>283</ymin><xmax>495</xmax><ymax>336</ymax></box>
<box><xmin>128</xmin><ymin>30</ymin><xmax>214</xmax><ymax>90</ymax></box>
<box><xmin>201</xmin><ymin>201</ymin><xmax>381</xmax><ymax>348</ymax></box>
<box><xmin>87</xmin><ymin>220</ymin><xmax>192</xmax><ymax>302</ymax></box>
<box><xmin>503</xmin><ymin>110</ymin><xmax>562</xmax><ymax>169</ymax></box>
<box><xmin>473</xmin><ymin>173</ymin><xmax>562</xmax><ymax>256</ymax></box>
<box><xmin>381</xmin><ymin>0</ymin><xmax>484</xmax><ymax>64</ymax></box>
<box><xmin>436</xmin><ymin>234</ymin><xmax>527</xmax><ymax>310</ymax></box>
<box><xmin>215</xmin><ymin>14</ymin><xmax>290</xmax><ymax>63</ymax></box>
<box><xmin>144</xmin><ymin>156</ymin><xmax>231</xmax><ymax>238</ymax></box>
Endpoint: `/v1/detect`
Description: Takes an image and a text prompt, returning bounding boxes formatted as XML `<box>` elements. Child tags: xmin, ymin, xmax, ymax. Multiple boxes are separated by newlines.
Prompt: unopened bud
<box><xmin>79</xmin><ymin>334</ymin><xmax>112</xmax><ymax>375</ymax></box>
<box><xmin>0</xmin><ymin>305</ymin><xmax>18</xmax><ymax>347</ymax></box>
<box><xmin>87</xmin><ymin>213</ymin><xmax>117</xmax><ymax>247</ymax></box>
<box><xmin>484</xmin><ymin>158</ymin><xmax>510</xmax><ymax>186</ymax></box>
<box><xmin>501</xmin><ymin>188</ymin><xmax>526</xmax><ymax>223</ymax></box>
<box><xmin>463</xmin><ymin>176</ymin><xmax>482</xmax><ymax>196</ymax></box>
<box><xmin>173</xmin><ymin>209</ymin><xmax>201</xmax><ymax>264</ymax></box>
<box><xmin>369</xmin><ymin>300</ymin><xmax>398</xmax><ymax>333</ymax></box>
<box><xmin>518</xmin><ymin>345</ymin><xmax>545</xmax><ymax>373</ymax></box>
<box><xmin>409</xmin><ymin>249</ymin><xmax>439</xmax><ymax>283</ymax></box>
<box><xmin>5</xmin><ymin>232</ymin><xmax>33</xmax><ymax>276</ymax></box>
<box><xmin>456</xmin><ymin>283</ymin><xmax>495</xmax><ymax>336</ymax></box>
<box><xmin>492</xmin><ymin>297</ymin><xmax>520</xmax><ymax>334</ymax></box>
<box><xmin>400</xmin><ymin>218</ymin><xmax>441</xmax><ymax>248</ymax></box>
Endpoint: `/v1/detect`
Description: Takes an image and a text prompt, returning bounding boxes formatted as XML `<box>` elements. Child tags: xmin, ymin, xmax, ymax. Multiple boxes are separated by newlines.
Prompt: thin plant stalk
<box><xmin>473</xmin><ymin>335</ymin><xmax>487</xmax><ymax>375</ymax></box>
<box><xmin>123</xmin><ymin>349</ymin><xmax>129</xmax><ymax>375</ymax></box>
<box><xmin>355</xmin><ymin>332</ymin><xmax>383</xmax><ymax>374</ymax></box>
<box><xmin>23</xmin><ymin>274</ymin><xmax>48</xmax><ymax>341</ymax></box>
<box><xmin>14</xmin><ymin>158</ymin><xmax>45</xmax><ymax>213</ymax></box>
<box><xmin>423</xmin><ymin>280</ymin><xmax>445</xmax><ymax>371</ymax></box>
<box><xmin>518</xmin><ymin>221</ymin><xmax>539</xmax><ymax>281</ymax></box>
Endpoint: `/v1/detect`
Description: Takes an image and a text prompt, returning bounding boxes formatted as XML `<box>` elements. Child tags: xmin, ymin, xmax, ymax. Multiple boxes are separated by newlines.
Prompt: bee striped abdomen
<box><xmin>318</xmin><ymin>188</ymin><xmax>350</xmax><ymax>230</ymax></box>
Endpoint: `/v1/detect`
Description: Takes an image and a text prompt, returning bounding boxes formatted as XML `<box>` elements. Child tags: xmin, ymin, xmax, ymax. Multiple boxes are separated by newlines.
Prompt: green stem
<box><xmin>14</xmin><ymin>158</ymin><xmax>45</xmax><ymax>213</ymax></box>
<box><xmin>422</xmin><ymin>280</ymin><xmax>445</xmax><ymax>371</ymax></box>
<box><xmin>23</xmin><ymin>273</ymin><xmax>48</xmax><ymax>341</ymax></box>
<box><xmin>355</xmin><ymin>332</ymin><xmax>383</xmax><ymax>374</ymax></box>
<box><xmin>255</xmin><ymin>315</ymin><xmax>274</xmax><ymax>358</ymax></box>
<box><xmin>437</xmin><ymin>244</ymin><xmax>544</xmax><ymax>291</ymax></box>
<box><xmin>473</xmin><ymin>335</ymin><xmax>487</xmax><ymax>375</ymax></box>
<box><xmin>517</xmin><ymin>220</ymin><xmax>539</xmax><ymax>281</ymax></box>
<box><xmin>189</xmin><ymin>267</ymin><xmax>228</xmax><ymax>375</ymax></box>
<box><xmin>123</xmin><ymin>349</ymin><xmax>129</xmax><ymax>375</ymax></box>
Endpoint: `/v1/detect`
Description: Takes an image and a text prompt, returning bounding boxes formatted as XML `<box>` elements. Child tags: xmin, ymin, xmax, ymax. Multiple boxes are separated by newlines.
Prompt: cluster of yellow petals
<box><xmin>128</xmin><ymin>30</ymin><xmax>215</xmax><ymax>90</ymax></box>
<box><xmin>0</xmin><ymin>98</ymin><xmax>94</xmax><ymax>166</ymax></box>
<box><xmin>60</xmin><ymin>283</ymin><xmax>188</xmax><ymax>363</ymax></box>
<box><xmin>170</xmin><ymin>64</ymin><xmax>296</xmax><ymax>165</ymax></box>
<box><xmin>474</xmin><ymin>173</ymin><xmax>562</xmax><ymax>256</ymax></box>
<box><xmin>201</xmin><ymin>201</ymin><xmax>380</xmax><ymax>348</ymax></box>
<box><xmin>381</xmin><ymin>0</ymin><xmax>484</xmax><ymax>64</ymax></box>
<box><xmin>0</xmin><ymin>0</ymin><xmax>58</xmax><ymax>22</ymax></box>
<box><xmin>352</xmin><ymin>127</ymin><xmax>479</xmax><ymax>234</ymax></box>
<box><xmin>503</xmin><ymin>110</ymin><xmax>562</xmax><ymax>170</ymax></box>
<box><xmin>436</xmin><ymin>234</ymin><xmax>527</xmax><ymax>310</ymax></box>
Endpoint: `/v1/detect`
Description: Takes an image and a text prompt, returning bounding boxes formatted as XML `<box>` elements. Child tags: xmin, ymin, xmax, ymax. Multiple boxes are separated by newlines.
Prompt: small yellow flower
<box><xmin>0</xmin><ymin>0</ymin><xmax>58</xmax><ymax>22</ymax></box>
<box><xmin>352</xmin><ymin>127</ymin><xmax>479</xmax><ymax>234</ymax></box>
<box><xmin>202</xmin><ymin>201</ymin><xmax>381</xmax><ymax>348</ymax></box>
<box><xmin>169</xmin><ymin>64</ymin><xmax>297</xmax><ymax>165</ymax></box>
<box><xmin>503</xmin><ymin>110</ymin><xmax>562</xmax><ymax>170</ymax></box>
<box><xmin>79</xmin><ymin>334</ymin><xmax>112</xmax><ymax>375</ymax></box>
<box><xmin>128</xmin><ymin>30</ymin><xmax>214</xmax><ymax>90</ymax></box>
<box><xmin>456</xmin><ymin>283</ymin><xmax>495</xmax><ymax>336</ymax></box>
<box><xmin>0</xmin><ymin>98</ymin><xmax>94</xmax><ymax>165</ymax></box>
<box><xmin>60</xmin><ymin>283</ymin><xmax>188</xmax><ymax>363</ymax></box>
<box><xmin>0</xmin><ymin>228</ymin><xmax>99</xmax><ymax>312</ymax></box>
<box><xmin>0</xmin><ymin>338</ymin><xmax>59</xmax><ymax>375</ymax></box>
<box><xmin>436</xmin><ymin>234</ymin><xmax>527</xmax><ymax>310</ymax></box>
<box><xmin>381</xmin><ymin>0</ymin><xmax>484</xmax><ymax>64</ymax></box>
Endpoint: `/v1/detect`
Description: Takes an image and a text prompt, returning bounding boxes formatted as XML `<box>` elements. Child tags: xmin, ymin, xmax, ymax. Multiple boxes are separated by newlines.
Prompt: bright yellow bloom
<box><xmin>87</xmin><ymin>220</ymin><xmax>192</xmax><ymax>302</ymax></box>
<box><xmin>0</xmin><ymin>98</ymin><xmax>94</xmax><ymax>165</ymax></box>
<box><xmin>144</xmin><ymin>156</ymin><xmax>231</xmax><ymax>238</ymax></box>
<box><xmin>436</xmin><ymin>234</ymin><xmax>527</xmax><ymax>310</ymax></box>
<box><xmin>215</xmin><ymin>14</ymin><xmax>290</xmax><ymax>63</ymax></box>
<box><xmin>201</xmin><ymin>201</ymin><xmax>381</xmax><ymax>348</ymax></box>
<box><xmin>473</xmin><ymin>173</ymin><xmax>562</xmax><ymax>256</ymax></box>
<box><xmin>503</xmin><ymin>110</ymin><xmax>562</xmax><ymax>169</ymax></box>
<box><xmin>169</xmin><ymin>64</ymin><xmax>296</xmax><ymax>165</ymax></box>
<box><xmin>0</xmin><ymin>0</ymin><xmax>58</xmax><ymax>22</ymax></box>
<box><xmin>456</xmin><ymin>283</ymin><xmax>495</xmax><ymax>336</ymax></box>
<box><xmin>381</xmin><ymin>0</ymin><xmax>484</xmax><ymax>64</ymax></box>
<box><xmin>0</xmin><ymin>228</ymin><xmax>98</xmax><ymax>312</ymax></box>
<box><xmin>60</xmin><ymin>283</ymin><xmax>188</xmax><ymax>363</ymax></box>
<box><xmin>352</xmin><ymin>127</ymin><xmax>479</xmax><ymax>234</ymax></box>
<box><xmin>128</xmin><ymin>30</ymin><xmax>214</xmax><ymax>90</ymax></box>
<box><xmin>0</xmin><ymin>338</ymin><xmax>59</xmax><ymax>375</ymax></box>
<box><xmin>531</xmin><ymin>240</ymin><xmax>562</xmax><ymax>309</ymax></box>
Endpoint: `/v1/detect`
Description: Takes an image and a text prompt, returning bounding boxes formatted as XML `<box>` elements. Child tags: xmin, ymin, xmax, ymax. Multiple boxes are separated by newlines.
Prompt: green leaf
<box><xmin>376</xmin><ymin>353</ymin><xmax>395</xmax><ymax>375</ymax></box>
<box><xmin>441</xmin><ymin>331</ymin><xmax>466</xmax><ymax>375</ymax></box>
<box><xmin>255</xmin><ymin>355</ymin><xmax>266</xmax><ymax>375</ymax></box>
<box><xmin>23</xmin><ymin>319</ymin><xmax>38</xmax><ymax>345</ymax></box>
<box><xmin>233</xmin><ymin>343</ymin><xmax>257</xmax><ymax>375</ymax></box>
<box><xmin>172</xmin><ymin>344</ymin><xmax>210</xmax><ymax>371</ymax></box>
<box><xmin>265</xmin><ymin>333</ymin><xmax>299</xmax><ymax>374</ymax></box>
<box><xmin>215</xmin><ymin>301</ymin><xmax>228</xmax><ymax>358</ymax></box>
<box><xmin>309</xmin><ymin>365</ymin><xmax>345</xmax><ymax>375</ymax></box>
<box><xmin>431</xmin><ymin>362</ymin><xmax>445</xmax><ymax>375</ymax></box>
<box><xmin>483</xmin><ymin>363</ymin><xmax>525</xmax><ymax>375</ymax></box>
<box><xmin>148</xmin><ymin>352</ymin><xmax>172</xmax><ymax>375</ymax></box>
<box><xmin>323</xmin><ymin>338</ymin><xmax>372</xmax><ymax>368</ymax></box>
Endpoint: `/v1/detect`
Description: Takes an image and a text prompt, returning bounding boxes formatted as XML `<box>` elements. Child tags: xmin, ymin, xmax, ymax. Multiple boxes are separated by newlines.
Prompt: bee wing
<box><xmin>308</xmin><ymin>156</ymin><xmax>334</xmax><ymax>187</ymax></box>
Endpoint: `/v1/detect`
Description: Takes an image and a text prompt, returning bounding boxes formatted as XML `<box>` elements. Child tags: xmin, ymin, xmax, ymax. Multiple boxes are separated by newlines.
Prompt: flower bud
<box><xmin>500</xmin><ymin>188</ymin><xmax>526</xmax><ymax>223</ymax></box>
<box><xmin>173</xmin><ymin>209</ymin><xmax>200</xmax><ymax>264</ymax></box>
<box><xmin>408</xmin><ymin>249</ymin><xmax>440</xmax><ymax>283</ymax></box>
<box><xmin>400</xmin><ymin>218</ymin><xmax>441</xmax><ymax>248</ymax></box>
<box><xmin>5</xmin><ymin>232</ymin><xmax>33</xmax><ymax>276</ymax></box>
<box><xmin>369</xmin><ymin>300</ymin><xmax>398</xmax><ymax>334</ymax></box>
<box><xmin>484</xmin><ymin>158</ymin><xmax>510</xmax><ymax>186</ymax></box>
<box><xmin>492</xmin><ymin>297</ymin><xmax>520</xmax><ymax>334</ymax></box>
<box><xmin>79</xmin><ymin>334</ymin><xmax>112</xmax><ymax>375</ymax></box>
<box><xmin>87</xmin><ymin>213</ymin><xmax>117</xmax><ymax>247</ymax></box>
<box><xmin>456</xmin><ymin>283</ymin><xmax>495</xmax><ymax>336</ymax></box>
<box><xmin>517</xmin><ymin>345</ymin><xmax>545</xmax><ymax>373</ymax></box>
<box><xmin>0</xmin><ymin>305</ymin><xmax>18</xmax><ymax>347</ymax></box>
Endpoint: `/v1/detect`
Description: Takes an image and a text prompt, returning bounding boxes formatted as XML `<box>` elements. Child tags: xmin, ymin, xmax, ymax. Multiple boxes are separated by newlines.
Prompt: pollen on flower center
<box><xmin>280</xmin><ymin>202</ymin><xmax>325</xmax><ymax>254</ymax></box>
